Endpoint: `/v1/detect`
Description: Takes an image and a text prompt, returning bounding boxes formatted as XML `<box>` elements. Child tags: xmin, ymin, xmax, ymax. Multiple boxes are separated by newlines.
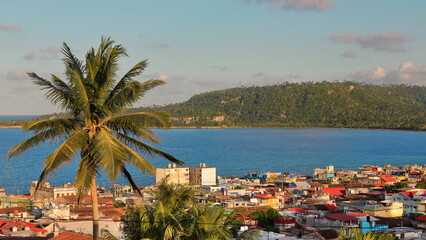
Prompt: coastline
<box><xmin>0</xmin><ymin>126</ymin><xmax>22</xmax><ymax>129</ymax></box>
<box><xmin>0</xmin><ymin>125</ymin><xmax>424</xmax><ymax>132</ymax></box>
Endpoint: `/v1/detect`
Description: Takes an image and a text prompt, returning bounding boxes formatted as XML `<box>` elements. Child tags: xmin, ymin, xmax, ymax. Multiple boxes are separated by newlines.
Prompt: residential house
<box><xmin>250</xmin><ymin>194</ymin><xmax>280</xmax><ymax>208</ymax></box>
<box><xmin>306</xmin><ymin>213</ymin><xmax>358</xmax><ymax>230</ymax></box>
<box><xmin>0</xmin><ymin>207</ymin><xmax>27</xmax><ymax>220</ymax></box>
<box><xmin>362</xmin><ymin>200</ymin><xmax>403</xmax><ymax>218</ymax></box>
<box><xmin>378</xmin><ymin>175</ymin><xmax>397</xmax><ymax>186</ymax></box>
<box><xmin>44</xmin><ymin>219</ymin><xmax>123</xmax><ymax>240</ymax></box>
<box><xmin>386</xmin><ymin>191</ymin><xmax>426</xmax><ymax>214</ymax></box>
<box><xmin>0</xmin><ymin>221</ymin><xmax>47</xmax><ymax>237</ymax></box>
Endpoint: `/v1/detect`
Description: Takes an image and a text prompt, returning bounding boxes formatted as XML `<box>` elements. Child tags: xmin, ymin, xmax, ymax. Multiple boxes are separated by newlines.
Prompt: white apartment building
<box><xmin>189</xmin><ymin>163</ymin><xmax>216</xmax><ymax>186</ymax></box>
<box><xmin>156</xmin><ymin>163</ymin><xmax>216</xmax><ymax>186</ymax></box>
<box><xmin>155</xmin><ymin>164</ymin><xmax>190</xmax><ymax>185</ymax></box>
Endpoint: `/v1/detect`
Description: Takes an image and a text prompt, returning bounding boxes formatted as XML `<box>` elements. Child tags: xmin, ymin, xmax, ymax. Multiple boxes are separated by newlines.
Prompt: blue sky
<box><xmin>1</xmin><ymin>0</ymin><xmax>426</xmax><ymax>115</ymax></box>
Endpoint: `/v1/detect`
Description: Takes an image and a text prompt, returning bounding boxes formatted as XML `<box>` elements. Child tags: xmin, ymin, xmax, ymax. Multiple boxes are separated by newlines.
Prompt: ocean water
<box><xmin>0</xmin><ymin>128</ymin><xmax>425</xmax><ymax>194</ymax></box>
<box><xmin>0</xmin><ymin>115</ymin><xmax>38</xmax><ymax>121</ymax></box>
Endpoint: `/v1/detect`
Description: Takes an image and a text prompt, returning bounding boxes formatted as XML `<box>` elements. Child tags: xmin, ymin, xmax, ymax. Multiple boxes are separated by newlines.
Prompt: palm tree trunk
<box><xmin>91</xmin><ymin>175</ymin><xmax>99</xmax><ymax>240</ymax></box>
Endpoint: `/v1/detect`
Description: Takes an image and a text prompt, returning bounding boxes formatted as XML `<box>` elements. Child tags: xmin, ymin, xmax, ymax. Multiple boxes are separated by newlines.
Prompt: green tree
<box><xmin>7</xmin><ymin>37</ymin><xmax>182</xmax><ymax>240</ymax></box>
<box><xmin>249</xmin><ymin>208</ymin><xmax>281</xmax><ymax>232</ymax></box>
<box><xmin>123</xmin><ymin>182</ymin><xmax>259</xmax><ymax>240</ymax></box>
<box><xmin>388</xmin><ymin>182</ymin><xmax>409</xmax><ymax>193</ymax></box>
<box><xmin>415</xmin><ymin>181</ymin><xmax>426</xmax><ymax>189</ymax></box>
<box><xmin>339</xmin><ymin>228</ymin><xmax>395</xmax><ymax>240</ymax></box>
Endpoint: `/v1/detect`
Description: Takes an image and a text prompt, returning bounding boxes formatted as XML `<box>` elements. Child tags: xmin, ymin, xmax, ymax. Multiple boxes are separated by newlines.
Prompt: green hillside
<box><xmin>131</xmin><ymin>81</ymin><xmax>426</xmax><ymax>130</ymax></box>
<box><xmin>2</xmin><ymin>81</ymin><xmax>426</xmax><ymax>130</ymax></box>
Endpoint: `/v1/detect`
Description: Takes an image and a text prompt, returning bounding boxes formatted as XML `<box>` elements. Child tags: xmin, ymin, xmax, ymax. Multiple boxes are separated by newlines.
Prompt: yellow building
<box><xmin>250</xmin><ymin>194</ymin><xmax>279</xmax><ymax>208</ymax></box>
<box><xmin>155</xmin><ymin>164</ymin><xmax>190</xmax><ymax>185</ymax></box>
<box><xmin>363</xmin><ymin>201</ymin><xmax>403</xmax><ymax>218</ymax></box>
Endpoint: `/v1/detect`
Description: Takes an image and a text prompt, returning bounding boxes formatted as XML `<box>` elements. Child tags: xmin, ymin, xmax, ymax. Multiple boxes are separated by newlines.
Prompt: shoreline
<box><xmin>0</xmin><ymin>125</ymin><xmax>424</xmax><ymax>132</ymax></box>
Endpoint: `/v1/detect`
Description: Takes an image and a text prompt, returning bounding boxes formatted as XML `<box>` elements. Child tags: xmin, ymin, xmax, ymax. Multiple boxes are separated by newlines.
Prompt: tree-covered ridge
<box><xmin>131</xmin><ymin>81</ymin><xmax>426</xmax><ymax>130</ymax></box>
<box><xmin>3</xmin><ymin>81</ymin><xmax>426</xmax><ymax>130</ymax></box>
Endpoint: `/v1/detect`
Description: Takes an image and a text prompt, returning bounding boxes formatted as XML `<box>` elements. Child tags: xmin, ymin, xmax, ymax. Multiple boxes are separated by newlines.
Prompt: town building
<box><xmin>189</xmin><ymin>163</ymin><xmax>216</xmax><ymax>185</ymax></box>
<box><xmin>155</xmin><ymin>164</ymin><xmax>190</xmax><ymax>185</ymax></box>
<box><xmin>30</xmin><ymin>181</ymin><xmax>78</xmax><ymax>201</ymax></box>
<box><xmin>156</xmin><ymin>163</ymin><xmax>216</xmax><ymax>186</ymax></box>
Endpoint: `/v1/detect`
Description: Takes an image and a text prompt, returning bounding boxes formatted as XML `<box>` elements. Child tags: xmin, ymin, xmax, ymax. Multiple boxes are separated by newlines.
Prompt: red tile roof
<box><xmin>325</xmin><ymin>214</ymin><xmax>358</xmax><ymax>222</ymax></box>
<box><xmin>347</xmin><ymin>212</ymin><xmax>368</xmax><ymax>217</ymax></box>
<box><xmin>253</xmin><ymin>194</ymin><xmax>276</xmax><ymax>199</ymax></box>
<box><xmin>0</xmin><ymin>221</ymin><xmax>47</xmax><ymax>234</ymax></box>
<box><xmin>380</xmin><ymin>175</ymin><xmax>396</xmax><ymax>183</ymax></box>
<box><xmin>0</xmin><ymin>207</ymin><xmax>27</xmax><ymax>215</ymax></box>
<box><xmin>321</xmin><ymin>188</ymin><xmax>345</xmax><ymax>196</ymax></box>
<box><xmin>50</xmin><ymin>231</ymin><xmax>93</xmax><ymax>240</ymax></box>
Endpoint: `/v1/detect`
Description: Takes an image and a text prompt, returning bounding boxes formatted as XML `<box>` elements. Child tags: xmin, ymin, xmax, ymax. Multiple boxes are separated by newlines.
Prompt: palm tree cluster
<box><xmin>339</xmin><ymin>229</ymin><xmax>396</xmax><ymax>240</ymax></box>
<box><xmin>123</xmin><ymin>182</ymin><xmax>259</xmax><ymax>240</ymax></box>
<box><xmin>8</xmin><ymin>37</ymin><xmax>182</xmax><ymax>239</ymax></box>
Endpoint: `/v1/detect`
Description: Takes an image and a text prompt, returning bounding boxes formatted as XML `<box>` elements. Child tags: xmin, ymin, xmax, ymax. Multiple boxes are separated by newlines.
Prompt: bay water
<box><xmin>0</xmin><ymin>116</ymin><xmax>425</xmax><ymax>194</ymax></box>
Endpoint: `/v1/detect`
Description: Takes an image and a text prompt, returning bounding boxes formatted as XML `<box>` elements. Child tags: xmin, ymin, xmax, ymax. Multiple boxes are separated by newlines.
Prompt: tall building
<box><xmin>155</xmin><ymin>163</ymin><xmax>216</xmax><ymax>186</ymax></box>
<box><xmin>155</xmin><ymin>164</ymin><xmax>190</xmax><ymax>185</ymax></box>
<box><xmin>189</xmin><ymin>163</ymin><xmax>216</xmax><ymax>186</ymax></box>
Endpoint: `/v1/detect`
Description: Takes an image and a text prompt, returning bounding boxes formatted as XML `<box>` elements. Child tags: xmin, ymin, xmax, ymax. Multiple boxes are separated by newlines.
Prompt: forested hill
<box><xmin>2</xmin><ymin>81</ymin><xmax>426</xmax><ymax>130</ymax></box>
<box><xmin>130</xmin><ymin>81</ymin><xmax>426</xmax><ymax>130</ymax></box>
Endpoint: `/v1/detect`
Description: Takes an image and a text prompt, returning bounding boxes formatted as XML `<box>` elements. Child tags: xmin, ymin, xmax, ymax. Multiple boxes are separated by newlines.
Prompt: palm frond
<box><xmin>114</xmin><ymin>132</ymin><xmax>183</xmax><ymax>165</ymax></box>
<box><xmin>91</xmin><ymin>129</ymin><xmax>126</xmax><ymax>180</ymax></box>
<box><xmin>43</xmin><ymin>130</ymin><xmax>88</xmax><ymax>171</ymax></box>
<box><xmin>61</xmin><ymin>42</ymin><xmax>91</xmax><ymax>123</ymax></box>
<box><xmin>122</xmin><ymin>167</ymin><xmax>143</xmax><ymax>198</ymax></box>
<box><xmin>7</xmin><ymin>128</ymin><xmax>68</xmax><ymax>160</ymax></box>
<box><xmin>105</xmin><ymin>79</ymin><xmax>164</xmax><ymax>112</ymax></box>
<box><xmin>24</xmin><ymin>118</ymin><xmax>81</xmax><ymax>134</ymax></box>
<box><xmin>104</xmin><ymin>112</ymin><xmax>171</xmax><ymax>130</ymax></box>
<box><xmin>28</xmin><ymin>73</ymin><xmax>77</xmax><ymax>113</ymax></box>
<box><xmin>107</xmin><ymin>60</ymin><xmax>148</xmax><ymax>102</ymax></box>
<box><xmin>74</xmin><ymin>155</ymin><xmax>99</xmax><ymax>202</ymax></box>
<box><xmin>112</xmin><ymin>136</ymin><xmax>155</xmax><ymax>175</ymax></box>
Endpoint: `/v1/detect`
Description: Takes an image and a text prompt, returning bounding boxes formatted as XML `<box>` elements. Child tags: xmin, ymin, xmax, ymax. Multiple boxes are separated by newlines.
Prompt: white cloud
<box><xmin>22</xmin><ymin>47</ymin><xmax>60</xmax><ymax>60</ymax></box>
<box><xmin>0</xmin><ymin>23</ymin><xmax>22</xmax><ymax>32</ymax></box>
<box><xmin>158</xmin><ymin>74</ymin><xmax>168</xmax><ymax>80</ymax></box>
<box><xmin>329</xmin><ymin>31</ymin><xmax>409</xmax><ymax>52</ymax></box>
<box><xmin>249</xmin><ymin>72</ymin><xmax>302</xmax><ymax>85</ymax></box>
<box><xmin>41</xmin><ymin>47</ymin><xmax>61</xmax><ymax>53</ymax></box>
<box><xmin>329</xmin><ymin>32</ymin><xmax>358</xmax><ymax>43</ymax></box>
<box><xmin>23</xmin><ymin>51</ymin><xmax>37</xmax><ymax>60</ymax></box>
<box><xmin>277</xmin><ymin>0</ymin><xmax>335</xmax><ymax>11</ymax></box>
<box><xmin>341</xmin><ymin>51</ymin><xmax>357</xmax><ymax>58</ymax></box>
<box><xmin>347</xmin><ymin>62</ymin><xmax>426</xmax><ymax>85</ymax></box>
<box><xmin>5</xmin><ymin>69</ymin><xmax>28</xmax><ymax>81</ymax></box>
<box><xmin>234</xmin><ymin>0</ymin><xmax>335</xmax><ymax>11</ymax></box>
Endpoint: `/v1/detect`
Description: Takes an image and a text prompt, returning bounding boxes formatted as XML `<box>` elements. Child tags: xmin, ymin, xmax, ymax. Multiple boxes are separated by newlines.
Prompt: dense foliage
<box><xmin>123</xmin><ymin>182</ymin><xmax>259</xmax><ymax>240</ymax></box>
<box><xmin>131</xmin><ymin>81</ymin><xmax>426</xmax><ymax>130</ymax></box>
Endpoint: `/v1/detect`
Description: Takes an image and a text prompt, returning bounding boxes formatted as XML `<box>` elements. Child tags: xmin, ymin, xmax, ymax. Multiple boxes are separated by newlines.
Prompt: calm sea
<box><xmin>1</xmin><ymin>126</ymin><xmax>426</xmax><ymax>194</ymax></box>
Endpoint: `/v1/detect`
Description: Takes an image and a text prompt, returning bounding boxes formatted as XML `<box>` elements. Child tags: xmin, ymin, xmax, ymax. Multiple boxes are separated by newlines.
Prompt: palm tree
<box><xmin>123</xmin><ymin>182</ymin><xmax>260</xmax><ymax>240</ymax></box>
<box><xmin>186</xmin><ymin>205</ymin><xmax>236</xmax><ymax>240</ymax></box>
<box><xmin>339</xmin><ymin>228</ymin><xmax>396</xmax><ymax>240</ymax></box>
<box><xmin>123</xmin><ymin>183</ymin><xmax>195</xmax><ymax>240</ymax></box>
<box><xmin>7</xmin><ymin>37</ymin><xmax>183</xmax><ymax>240</ymax></box>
